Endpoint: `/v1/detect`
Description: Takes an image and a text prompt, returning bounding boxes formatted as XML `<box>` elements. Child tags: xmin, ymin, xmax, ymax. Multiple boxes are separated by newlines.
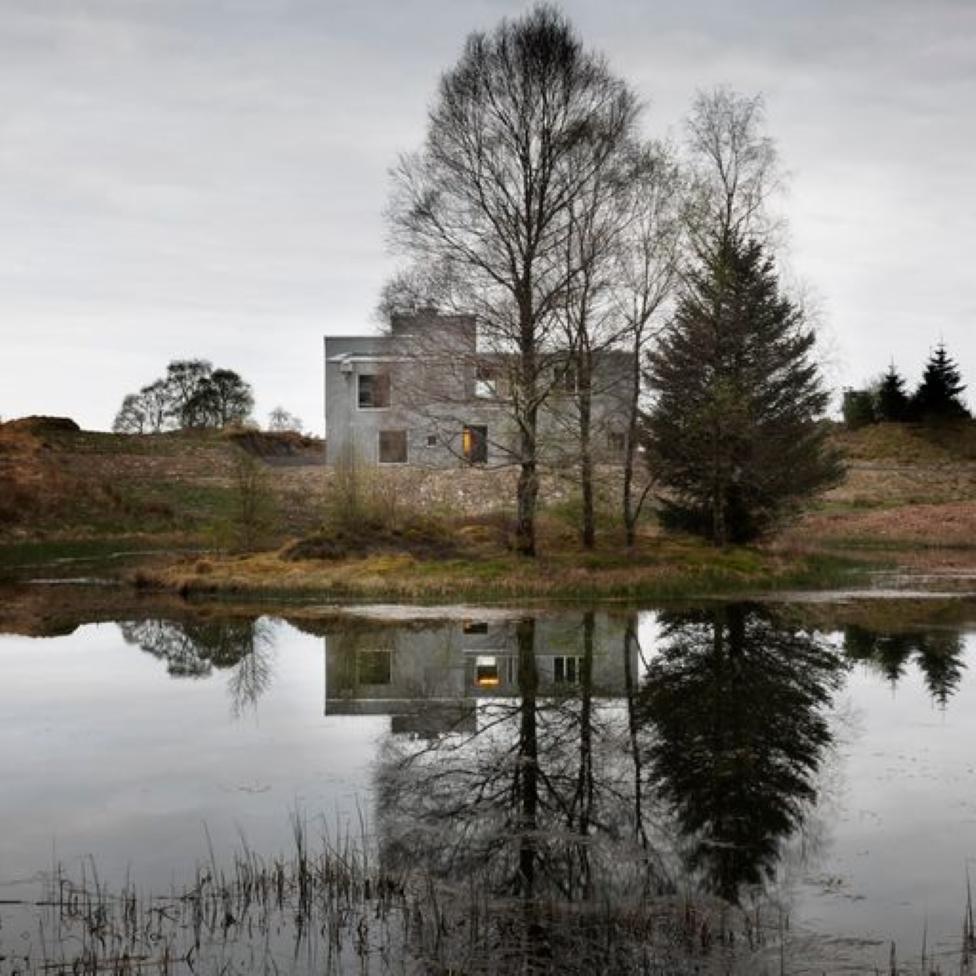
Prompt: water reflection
<box><xmin>844</xmin><ymin>624</ymin><xmax>966</xmax><ymax>707</ymax></box>
<box><xmin>364</xmin><ymin>604</ymin><xmax>846</xmax><ymax>917</ymax></box>
<box><xmin>638</xmin><ymin>604</ymin><xmax>845</xmax><ymax>902</ymax></box>
<box><xmin>119</xmin><ymin>617</ymin><xmax>274</xmax><ymax>714</ymax></box>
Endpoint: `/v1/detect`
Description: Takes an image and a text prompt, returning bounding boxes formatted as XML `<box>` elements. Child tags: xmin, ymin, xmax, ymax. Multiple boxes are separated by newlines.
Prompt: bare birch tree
<box><xmin>685</xmin><ymin>86</ymin><xmax>780</xmax><ymax>246</ymax></box>
<box><xmin>387</xmin><ymin>5</ymin><xmax>638</xmax><ymax>556</ymax></box>
<box><xmin>614</xmin><ymin>144</ymin><xmax>685</xmax><ymax>547</ymax></box>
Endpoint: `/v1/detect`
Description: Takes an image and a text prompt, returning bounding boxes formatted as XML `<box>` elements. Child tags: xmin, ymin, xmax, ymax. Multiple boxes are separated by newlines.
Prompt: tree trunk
<box><xmin>516</xmin><ymin>617</ymin><xmax>539</xmax><ymax>897</ymax></box>
<box><xmin>579</xmin><ymin>349</ymin><xmax>595</xmax><ymax>550</ymax></box>
<box><xmin>515</xmin><ymin>296</ymin><xmax>539</xmax><ymax>557</ymax></box>
<box><xmin>622</xmin><ymin>329</ymin><xmax>642</xmax><ymax>547</ymax></box>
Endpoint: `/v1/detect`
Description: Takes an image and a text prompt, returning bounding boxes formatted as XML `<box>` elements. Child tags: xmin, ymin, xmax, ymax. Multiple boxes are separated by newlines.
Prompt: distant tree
<box><xmin>112</xmin><ymin>393</ymin><xmax>148</xmax><ymax>434</ymax></box>
<box><xmin>644</xmin><ymin>231</ymin><xmax>841</xmax><ymax>545</ymax></box>
<box><xmin>842</xmin><ymin>388</ymin><xmax>877</xmax><ymax>429</ymax></box>
<box><xmin>140</xmin><ymin>379</ymin><xmax>171</xmax><ymax>432</ymax></box>
<box><xmin>267</xmin><ymin>406</ymin><xmax>303</xmax><ymax>433</ymax></box>
<box><xmin>113</xmin><ymin>359</ymin><xmax>253</xmax><ymax>433</ymax></box>
<box><xmin>911</xmin><ymin>343</ymin><xmax>969</xmax><ymax>421</ymax></box>
<box><xmin>876</xmin><ymin>363</ymin><xmax>910</xmax><ymax>422</ymax></box>
<box><xmin>164</xmin><ymin>359</ymin><xmax>214</xmax><ymax>428</ymax></box>
<box><xmin>189</xmin><ymin>369</ymin><xmax>254</xmax><ymax>428</ymax></box>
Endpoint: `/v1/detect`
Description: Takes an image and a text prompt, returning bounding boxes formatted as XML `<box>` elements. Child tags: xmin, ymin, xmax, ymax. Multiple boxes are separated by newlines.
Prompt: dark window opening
<box><xmin>462</xmin><ymin>424</ymin><xmax>488</xmax><ymax>464</ymax></box>
<box><xmin>554</xmin><ymin>656</ymin><xmax>581</xmax><ymax>684</ymax></box>
<box><xmin>463</xmin><ymin>621</ymin><xmax>489</xmax><ymax>634</ymax></box>
<box><xmin>358</xmin><ymin>373</ymin><xmax>391</xmax><ymax>409</ymax></box>
<box><xmin>426</xmin><ymin>434</ymin><xmax>437</xmax><ymax>447</ymax></box>
<box><xmin>559</xmin><ymin>363</ymin><xmax>578</xmax><ymax>394</ymax></box>
<box><xmin>608</xmin><ymin>431</ymin><xmax>625</xmax><ymax>453</ymax></box>
<box><xmin>358</xmin><ymin>650</ymin><xmax>392</xmax><ymax>685</ymax></box>
<box><xmin>379</xmin><ymin>429</ymin><xmax>407</xmax><ymax>464</ymax></box>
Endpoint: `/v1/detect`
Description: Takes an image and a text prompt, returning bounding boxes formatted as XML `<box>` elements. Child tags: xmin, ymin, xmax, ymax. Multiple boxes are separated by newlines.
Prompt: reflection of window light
<box><xmin>553</xmin><ymin>656</ymin><xmax>581</xmax><ymax>684</ymax></box>
<box><xmin>475</xmin><ymin>655</ymin><xmax>500</xmax><ymax>687</ymax></box>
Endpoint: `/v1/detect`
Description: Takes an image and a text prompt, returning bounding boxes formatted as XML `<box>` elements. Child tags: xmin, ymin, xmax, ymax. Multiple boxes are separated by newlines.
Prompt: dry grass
<box><xmin>134</xmin><ymin>529</ymin><xmax>861</xmax><ymax>603</ymax></box>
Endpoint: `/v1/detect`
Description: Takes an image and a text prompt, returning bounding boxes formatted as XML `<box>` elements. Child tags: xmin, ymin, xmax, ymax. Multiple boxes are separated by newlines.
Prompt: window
<box><xmin>474</xmin><ymin>655</ymin><xmax>500</xmax><ymax>688</ymax></box>
<box><xmin>462</xmin><ymin>424</ymin><xmax>488</xmax><ymax>464</ymax></box>
<box><xmin>463</xmin><ymin>621</ymin><xmax>489</xmax><ymax>635</ymax></box>
<box><xmin>559</xmin><ymin>363</ymin><xmax>578</xmax><ymax>394</ymax></box>
<box><xmin>358</xmin><ymin>373</ymin><xmax>391</xmax><ymax>409</ymax></box>
<box><xmin>357</xmin><ymin>650</ymin><xmax>392</xmax><ymax>685</ymax></box>
<box><xmin>378</xmin><ymin>429</ymin><xmax>407</xmax><ymax>464</ymax></box>
<box><xmin>426</xmin><ymin>434</ymin><xmax>437</xmax><ymax>447</ymax></box>
<box><xmin>553</xmin><ymin>656</ymin><xmax>581</xmax><ymax>684</ymax></box>
<box><xmin>475</xmin><ymin>364</ymin><xmax>497</xmax><ymax>399</ymax></box>
<box><xmin>608</xmin><ymin>431</ymin><xmax>625</xmax><ymax>453</ymax></box>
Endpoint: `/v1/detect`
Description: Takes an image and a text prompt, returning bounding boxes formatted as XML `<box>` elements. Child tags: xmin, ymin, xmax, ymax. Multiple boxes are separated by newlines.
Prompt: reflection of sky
<box><xmin>0</xmin><ymin>621</ymin><xmax>379</xmax><ymax>892</ymax></box>
<box><xmin>2</xmin><ymin>611</ymin><xmax>976</xmax><ymax>970</ymax></box>
<box><xmin>793</xmin><ymin>631</ymin><xmax>976</xmax><ymax>966</ymax></box>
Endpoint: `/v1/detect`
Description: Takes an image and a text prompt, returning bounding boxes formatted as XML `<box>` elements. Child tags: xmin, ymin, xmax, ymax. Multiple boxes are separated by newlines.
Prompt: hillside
<box><xmin>0</xmin><ymin>417</ymin><xmax>327</xmax><ymax>543</ymax></box>
<box><xmin>3</xmin><ymin>417</ymin><xmax>976</xmax><ymax>585</ymax></box>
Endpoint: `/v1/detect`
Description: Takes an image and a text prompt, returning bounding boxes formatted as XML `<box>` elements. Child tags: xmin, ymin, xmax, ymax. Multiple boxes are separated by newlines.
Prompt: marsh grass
<box><xmin>0</xmin><ymin>817</ymin><xmax>805</xmax><ymax>976</ymax></box>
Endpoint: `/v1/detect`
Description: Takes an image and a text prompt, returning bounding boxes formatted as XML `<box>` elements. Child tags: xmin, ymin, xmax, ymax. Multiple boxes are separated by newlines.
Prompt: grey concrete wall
<box><xmin>324</xmin><ymin>316</ymin><xmax>634</xmax><ymax>468</ymax></box>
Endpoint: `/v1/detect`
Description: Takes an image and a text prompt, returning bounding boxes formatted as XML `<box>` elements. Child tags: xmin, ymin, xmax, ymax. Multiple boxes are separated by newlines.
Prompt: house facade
<box><xmin>324</xmin><ymin>309</ymin><xmax>632</xmax><ymax>467</ymax></box>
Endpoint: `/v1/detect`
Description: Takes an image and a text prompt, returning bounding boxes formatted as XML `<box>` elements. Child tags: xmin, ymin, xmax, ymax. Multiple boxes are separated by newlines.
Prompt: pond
<box><xmin>1</xmin><ymin>585</ymin><xmax>975</xmax><ymax>974</ymax></box>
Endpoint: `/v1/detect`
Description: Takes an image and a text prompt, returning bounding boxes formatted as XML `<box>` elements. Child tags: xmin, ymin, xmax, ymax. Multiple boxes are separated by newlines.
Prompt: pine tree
<box><xmin>911</xmin><ymin>343</ymin><xmax>969</xmax><ymax>421</ymax></box>
<box><xmin>876</xmin><ymin>363</ymin><xmax>910</xmax><ymax>422</ymax></box>
<box><xmin>644</xmin><ymin>231</ymin><xmax>842</xmax><ymax>545</ymax></box>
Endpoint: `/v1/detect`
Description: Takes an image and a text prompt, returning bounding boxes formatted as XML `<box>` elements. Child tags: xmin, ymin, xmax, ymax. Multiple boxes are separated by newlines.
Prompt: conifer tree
<box><xmin>911</xmin><ymin>343</ymin><xmax>969</xmax><ymax>421</ymax></box>
<box><xmin>876</xmin><ymin>363</ymin><xmax>910</xmax><ymax>422</ymax></box>
<box><xmin>644</xmin><ymin>231</ymin><xmax>841</xmax><ymax>545</ymax></box>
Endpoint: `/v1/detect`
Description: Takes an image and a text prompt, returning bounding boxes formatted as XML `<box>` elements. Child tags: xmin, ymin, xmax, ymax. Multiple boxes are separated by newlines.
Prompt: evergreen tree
<box><xmin>644</xmin><ymin>231</ymin><xmax>842</xmax><ymax>545</ymax></box>
<box><xmin>911</xmin><ymin>343</ymin><xmax>969</xmax><ymax>421</ymax></box>
<box><xmin>876</xmin><ymin>363</ymin><xmax>910</xmax><ymax>422</ymax></box>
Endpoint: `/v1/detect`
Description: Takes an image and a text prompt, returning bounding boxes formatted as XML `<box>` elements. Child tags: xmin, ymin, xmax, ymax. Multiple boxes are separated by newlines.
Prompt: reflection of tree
<box><xmin>118</xmin><ymin>617</ymin><xmax>274</xmax><ymax>713</ymax></box>
<box><xmin>377</xmin><ymin>612</ymin><xmax>687</xmax><ymax>971</ymax></box>
<box><xmin>844</xmin><ymin>625</ymin><xmax>966</xmax><ymax>707</ymax></box>
<box><xmin>375</xmin><ymin>612</ymin><xmax>661</xmax><ymax>964</ymax></box>
<box><xmin>639</xmin><ymin>604</ymin><xmax>844</xmax><ymax>903</ymax></box>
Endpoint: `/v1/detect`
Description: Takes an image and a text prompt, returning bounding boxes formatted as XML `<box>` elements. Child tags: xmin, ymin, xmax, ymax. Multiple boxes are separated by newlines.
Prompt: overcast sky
<box><xmin>2</xmin><ymin>0</ymin><xmax>974</xmax><ymax>433</ymax></box>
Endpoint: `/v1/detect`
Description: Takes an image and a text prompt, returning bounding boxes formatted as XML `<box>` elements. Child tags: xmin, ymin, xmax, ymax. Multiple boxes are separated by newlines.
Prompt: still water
<box><xmin>1</xmin><ymin>589</ymin><xmax>975</xmax><ymax>973</ymax></box>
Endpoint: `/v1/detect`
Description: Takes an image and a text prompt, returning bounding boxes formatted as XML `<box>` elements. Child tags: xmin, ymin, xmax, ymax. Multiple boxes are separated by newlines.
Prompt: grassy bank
<box><xmin>5</xmin><ymin>417</ymin><xmax>976</xmax><ymax>600</ymax></box>
<box><xmin>133</xmin><ymin>535</ymin><xmax>871</xmax><ymax>603</ymax></box>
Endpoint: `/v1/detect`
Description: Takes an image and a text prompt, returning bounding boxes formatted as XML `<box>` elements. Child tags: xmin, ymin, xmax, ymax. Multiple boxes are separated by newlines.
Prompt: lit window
<box><xmin>378</xmin><ymin>429</ymin><xmax>407</xmax><ymax>464</ymax></box>
<box><xmin>462</xmin><ymin>424</ymin><xmax>487</xmax><ymax>464</ymax></box>
<box><xmin>358</xmin><ymin>373</ymin><xmax>391</xmax><ymax>409</ymax></box>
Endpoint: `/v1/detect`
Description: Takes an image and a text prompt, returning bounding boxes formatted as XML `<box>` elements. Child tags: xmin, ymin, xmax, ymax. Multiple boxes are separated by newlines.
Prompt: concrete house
<box><xmin>324</xmin><ymin>309</ymin><xmax>632</xmax><ymax>467</ymax></box>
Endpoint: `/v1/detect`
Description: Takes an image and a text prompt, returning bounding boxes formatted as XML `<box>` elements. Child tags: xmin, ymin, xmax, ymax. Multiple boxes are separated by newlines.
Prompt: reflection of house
<box><xmin>323</xmin><ymin>614</ymin><xmax>636</xmax><ymax>736</ymax></box>
<box><xmin>324</xmin><ymin>309</ymin><xmax>632</xmax><ymax>467</ymax></box>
